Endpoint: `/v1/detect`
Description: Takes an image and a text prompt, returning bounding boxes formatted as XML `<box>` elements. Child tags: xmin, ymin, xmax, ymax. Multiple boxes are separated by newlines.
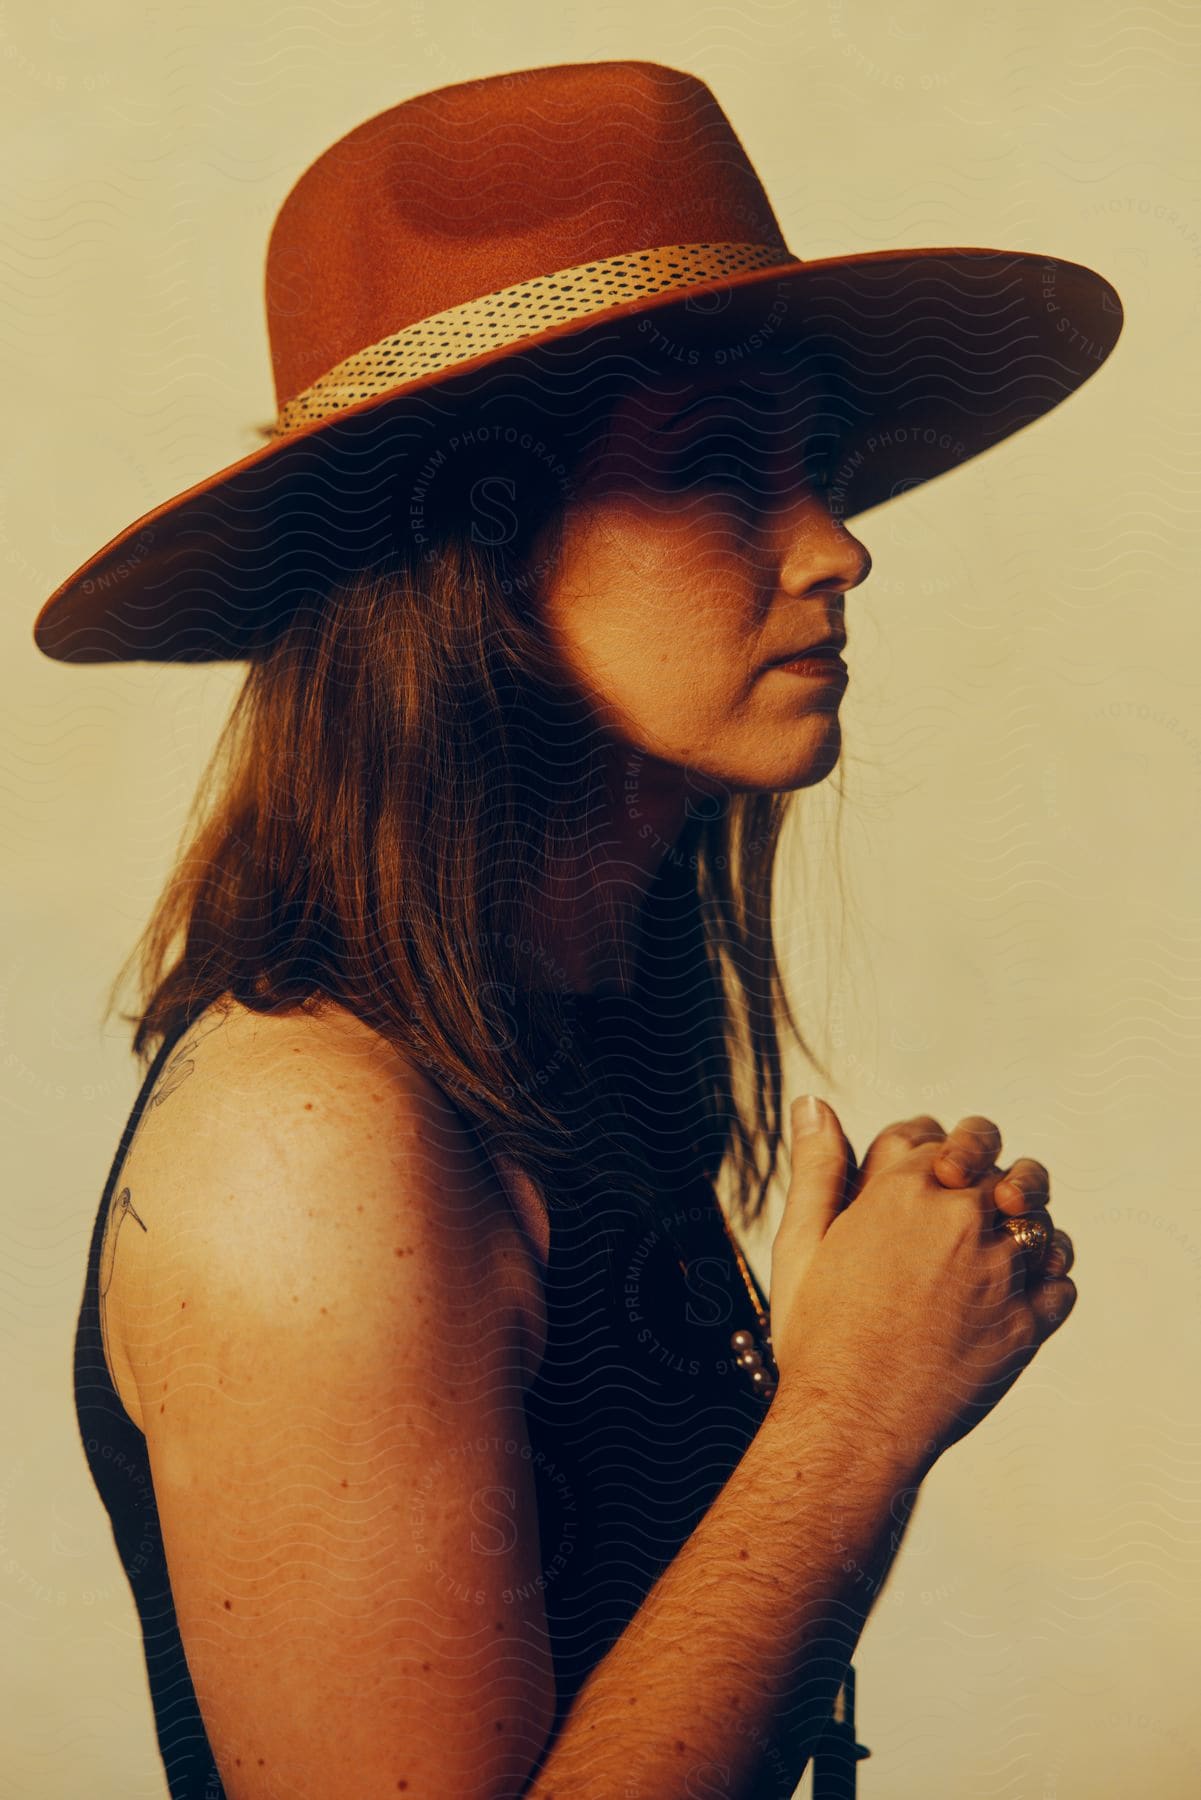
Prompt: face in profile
<box><xmin>532</xmin><ymin>355</ymin><xmax>874</xmax><ymax>801</ymax></box>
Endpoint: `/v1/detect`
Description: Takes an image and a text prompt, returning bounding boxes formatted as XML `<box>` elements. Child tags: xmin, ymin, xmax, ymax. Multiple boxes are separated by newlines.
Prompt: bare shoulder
<box><xmin>120</xmin><ymin>991</ymin><xmax>501</xmax><ymax>1210</ymax></box>
<box><xmin>110</xmin><ymin>994</ymin><xmax>559</xmax><ymax>1791</ymax></box>
<box><xmin>107</xmin><ymin>993</ymin><xmax>547</xmax><ymax>1433</ymax></box>
<box><xmin>112</xmin><ymin>994</ymin><xmax>423</xmax><ymax>1220</ymax></box>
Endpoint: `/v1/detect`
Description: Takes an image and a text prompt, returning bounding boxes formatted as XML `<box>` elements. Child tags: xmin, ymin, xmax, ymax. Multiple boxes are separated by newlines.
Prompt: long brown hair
<box><xmin>105</xmin><ymin>347</ymin><xmax>838</xmax><ymax>1238</ymax></box>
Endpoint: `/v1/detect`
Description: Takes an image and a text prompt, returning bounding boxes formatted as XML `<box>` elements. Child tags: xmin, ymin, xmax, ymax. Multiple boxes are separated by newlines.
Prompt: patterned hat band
<box><xmin>270</xmin><ymin>241</ymin><xmax>793</xmax><ymax>438</ymax></box>
<box><xmin>31</xmin><ymin>58</ymin><xmax>1123</xmax><ymax>664</ymax></box>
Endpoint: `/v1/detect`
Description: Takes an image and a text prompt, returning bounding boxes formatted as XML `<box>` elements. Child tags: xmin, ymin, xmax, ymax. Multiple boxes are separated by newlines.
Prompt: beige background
<box><xmin>3</xmin><ymin>3</ymin><xmax>1198</xmax><ymax>1796</ymax></box>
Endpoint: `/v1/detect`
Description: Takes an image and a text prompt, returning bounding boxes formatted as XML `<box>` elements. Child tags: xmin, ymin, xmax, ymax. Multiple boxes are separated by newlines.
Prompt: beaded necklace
<box><xmin>663</xmin><ymin>1186</ymin><xmax>780</xmax><ymax>1405</ymax></box>
<box><xmin>563</xmin><ymin>982</ymin><xmax>781</xmax><ymax>1405</ymax></box>
<box><xmin>713</xmin><ymin>1201</ymin><xmax>779</xmax><ymax>1403</ymax></box>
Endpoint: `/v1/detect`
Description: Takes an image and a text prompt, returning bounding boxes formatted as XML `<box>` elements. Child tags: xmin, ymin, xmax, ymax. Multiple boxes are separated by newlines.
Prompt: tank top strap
<box><xmin>95</xmin><ymin>1011</ymin><xmax>198</xmax><ymax>1222</ymax></box>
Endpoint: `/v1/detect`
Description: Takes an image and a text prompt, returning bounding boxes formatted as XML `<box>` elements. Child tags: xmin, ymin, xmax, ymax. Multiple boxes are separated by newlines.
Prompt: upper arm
<box><xmin>126</xmin><ymin>1009</ymin><xmax>556</xmax><ymax>1800</ymax></box>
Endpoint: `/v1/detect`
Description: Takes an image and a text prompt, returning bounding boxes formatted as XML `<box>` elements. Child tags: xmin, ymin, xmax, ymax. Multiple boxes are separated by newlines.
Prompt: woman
<box><xmin>41</xmin><ymin>61</ymin><xmax>1120</xmax><ymax>1800</ymax></box>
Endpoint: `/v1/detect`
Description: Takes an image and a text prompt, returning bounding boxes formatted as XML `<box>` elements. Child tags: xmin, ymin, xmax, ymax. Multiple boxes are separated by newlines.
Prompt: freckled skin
<box><xmin>533</xmin><ymin>363</ymin><xmax>874</xmax><ymax>800</ymax></box>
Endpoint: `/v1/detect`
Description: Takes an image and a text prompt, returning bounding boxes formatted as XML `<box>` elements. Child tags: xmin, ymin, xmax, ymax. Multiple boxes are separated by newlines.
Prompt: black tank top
<box><xmin>74</xmin><ymin>1015</ymin><xmax>227</xmax><ymax>1799</ymax></box>
<box><xmin>73</xmin><ymin>1002</ymin><xmax>777</xmax><ymax>1796</ymax></box>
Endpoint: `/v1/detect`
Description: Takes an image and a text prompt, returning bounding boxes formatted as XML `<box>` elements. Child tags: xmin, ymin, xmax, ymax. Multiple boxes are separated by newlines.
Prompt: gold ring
<box><xmin>999</xmin><ymin>1212</ymin><xmax>1053</xmax><ymax>1267</ymax></box>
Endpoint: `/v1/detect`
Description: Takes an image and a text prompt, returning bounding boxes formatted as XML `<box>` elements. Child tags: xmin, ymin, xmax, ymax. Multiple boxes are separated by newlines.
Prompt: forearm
<box><xmin>520</xmin><ymin>1379</ymin><xmax>923</xmax><ymax>1800</ymax></box>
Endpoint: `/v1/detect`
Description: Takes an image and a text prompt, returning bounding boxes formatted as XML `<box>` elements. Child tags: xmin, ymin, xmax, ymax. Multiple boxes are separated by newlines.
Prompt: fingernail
<box><xmin>795</xmin><ymin>1094</ymin><xmax>824</xmax><ymax>1135</ymax></box>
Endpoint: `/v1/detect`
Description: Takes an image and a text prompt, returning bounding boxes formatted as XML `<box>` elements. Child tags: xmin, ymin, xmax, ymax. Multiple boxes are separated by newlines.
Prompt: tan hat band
<box><xmin>271</xmin><ymin>241</ymin><xmax>794</xmax><ymax>437</ymax></box>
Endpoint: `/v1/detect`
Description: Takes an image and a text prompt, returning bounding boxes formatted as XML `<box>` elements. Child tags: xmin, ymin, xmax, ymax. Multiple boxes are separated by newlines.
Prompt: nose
<box><xmin>774</xmin><ymin>492</ymin><xmax>873</xmax><ymax>601</ymax></box>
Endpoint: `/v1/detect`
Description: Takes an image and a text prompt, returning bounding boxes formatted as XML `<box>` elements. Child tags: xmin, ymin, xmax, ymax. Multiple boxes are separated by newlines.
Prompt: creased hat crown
<box><xmin>264</xmin><ymin>60</ymin><xmax>792</xmax><ymax>416</ymax></box>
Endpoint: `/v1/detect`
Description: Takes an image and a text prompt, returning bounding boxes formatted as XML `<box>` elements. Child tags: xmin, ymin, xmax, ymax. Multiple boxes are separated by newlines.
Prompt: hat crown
<box><xmin>264</xmin><ymin>60</ymin><xmax>790</xmax><ymax>410</ymax></box>
<box><xmin>32</xmin><ymin>59</ymin><xmax>1124</xmax><ymax>665</ymax></box>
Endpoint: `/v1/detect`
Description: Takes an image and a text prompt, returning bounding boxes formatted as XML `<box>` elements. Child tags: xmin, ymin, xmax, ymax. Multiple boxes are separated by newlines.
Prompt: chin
<box><xmin>758</xmin><ymin>717</ymin><xmax>844</xmax><ymax>793</ymax></box>
<box><xmin>719</xmin><ymin>735</ymin><xmax>843</xmax><ymax>798</ymax></box>
<box><xmin>642</xmin><ymin>709</ymin><xmax>844</xmax><ymax>798</ymax></box>
<box><xmin>775</xmin><ymin>755</ymin><xmax>841</xmax><ymax>794</ymax></box>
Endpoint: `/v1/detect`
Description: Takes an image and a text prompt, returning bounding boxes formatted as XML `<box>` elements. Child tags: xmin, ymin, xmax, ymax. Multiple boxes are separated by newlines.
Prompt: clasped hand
<box><xmin>844</xmin><ymin>1111</ymin><xmax>1074</xmax><ymax>1283</ymax></box>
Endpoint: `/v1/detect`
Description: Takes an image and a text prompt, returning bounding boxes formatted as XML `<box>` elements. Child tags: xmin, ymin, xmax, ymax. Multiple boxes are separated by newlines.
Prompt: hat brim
<box><xmin>32</xmin><ymin>245</ymin><xmax>1122</xmax><ymax>664</ymax></box>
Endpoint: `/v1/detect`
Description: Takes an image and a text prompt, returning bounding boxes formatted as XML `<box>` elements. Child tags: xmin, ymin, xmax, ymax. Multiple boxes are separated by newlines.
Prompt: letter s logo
<box><xmin>686</xmin><ymin>1763</ymin><xmax>733</xmax><ymax>1798</ymax></box>
<box><xmin>469</xmin><ymin>475</ymin><xmax>519</xmax><ymax>548</ymax></box>
<box><xmin>683</xmin><ymin>1256</ymin><xmax>734</xmax><ymax>1329</ymax></box>
<box><xmin>470</xmin><ymin>1485</ymin><xmax>518</xmax><ymax>1558</ymax></box>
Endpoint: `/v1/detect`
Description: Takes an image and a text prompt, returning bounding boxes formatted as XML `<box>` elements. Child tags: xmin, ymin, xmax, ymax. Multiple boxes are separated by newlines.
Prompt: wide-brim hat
<box><xmin>33</xmin><ymin>59</ymin><xmax>1124</xmax><ymax>665</ymax></box>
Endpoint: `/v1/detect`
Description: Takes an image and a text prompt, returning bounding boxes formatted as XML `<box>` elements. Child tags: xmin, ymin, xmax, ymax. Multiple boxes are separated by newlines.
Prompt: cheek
<box><xmin>580</xmin><ymin>622</ymin><xmax>752</xmax><ymax>767</ymax></box>
<box><xmin>559</xmin><ymin>577</ymin><xmax>741</xmax><ymax>727</ymax></box>
<box><xmin>539</xmin><ymin>491</ymin><xmax>758</xmax><ymax>735</ymax></box>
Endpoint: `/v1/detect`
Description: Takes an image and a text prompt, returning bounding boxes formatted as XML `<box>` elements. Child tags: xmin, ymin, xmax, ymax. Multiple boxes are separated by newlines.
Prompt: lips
<box><xmin>768</xmin><ymin>636</ymin><xmax>847</xmax><ymax>667</ymax></box>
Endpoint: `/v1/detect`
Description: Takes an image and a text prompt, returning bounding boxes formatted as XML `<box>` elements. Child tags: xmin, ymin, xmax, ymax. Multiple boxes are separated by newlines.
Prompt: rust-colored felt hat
<box><xmin>33</xmin><ymin>58</ymin><xmax>1124</xmax><ymax>665</ymax></box>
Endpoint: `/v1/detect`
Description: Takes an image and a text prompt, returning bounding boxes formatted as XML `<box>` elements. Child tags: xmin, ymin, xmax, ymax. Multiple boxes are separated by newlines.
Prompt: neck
<box><xmin>524</xmin><ymin>742</ymin><xmax>705</xmax><ymax>997</ymax></box>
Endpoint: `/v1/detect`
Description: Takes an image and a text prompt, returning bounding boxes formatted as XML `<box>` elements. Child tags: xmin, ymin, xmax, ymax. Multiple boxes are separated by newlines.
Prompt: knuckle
<box><xmin>1047</xmin><ymin>1229</ymin><xmax>1074</xmax><ymax>1271</ymax></box>
<box><xmin>1035</xmin><ymin>1275</ymin><xmax>1077</xmax><ymax>1330</ymax></box>
<box><xmin>1005</xmin><ymin>1157</ymin><xmax>1050</xmax><ymax>1191</ymax></box>
<box><xmin>905</xmin><ymin>1114</ymin><xmax>946</xmax><ymax>1136</ymax></box>
<box><xmin>952</xmin><ymin>1115</ymin><xmax>1002</xmax><ymax>1156</ymax></box>
<box><xmin>916</xmin><ymin>1138</ymin><xmax>966</xmax><ymax>1181</ymax></box>
<box><xmin>882</xmin><ymin>1115</ymin><xmax>944</xmax><ymax>1145</ymax></box>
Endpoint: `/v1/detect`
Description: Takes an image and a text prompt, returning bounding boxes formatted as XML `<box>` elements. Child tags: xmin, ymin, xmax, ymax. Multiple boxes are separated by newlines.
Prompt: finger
<box><xmin>994</xmin><ymin>1214</ymin><xmax>1054</xmax><ymax>1294</ymax></box>
<box><xmin>849</xmin><ymin>1114</ymin><xmax>948</xmax><ymax>1200</ymax></box>
<box><xmin>771</xmin><ymin>1097</ymin><xmax>855</xmax><ymax>1330</ymax></box>
<box><xmin>782</xmin><ymin>1096</ymin><xmax>854</xmax><ymax>1245</ymax></box>
<box><xmin>932</xmin><ymin>1115</ymin><xmax>1002</xmax><ymax>1186</ymax></box>
<box><xmin>992</xmin><ymin>1157</ymin><xmax>1051</xmax><ymax>1218</ymax></box>
<box><xmin>1040</xmin><ymin>1227</ymin><xmax>1074</xmax><ymax>1279</ymax></box>
<box><xmin>1028</xmin><ymin>1275</ymin><xmax>1078</xmax><ymax>1340</ymax></box>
